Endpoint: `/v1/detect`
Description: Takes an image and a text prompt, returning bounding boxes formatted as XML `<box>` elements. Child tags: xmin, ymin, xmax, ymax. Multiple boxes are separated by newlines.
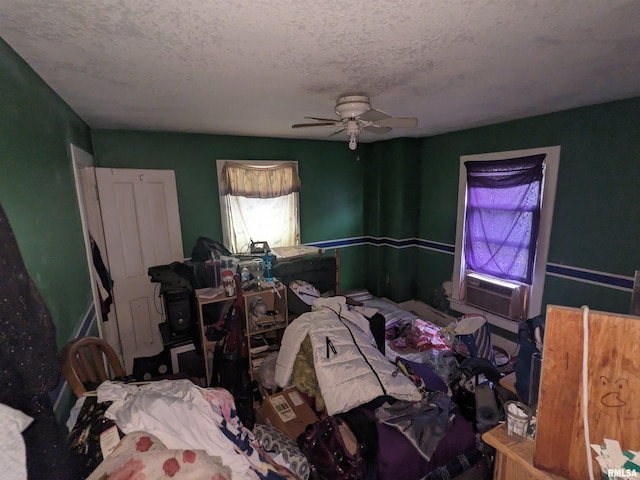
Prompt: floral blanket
<box><xmin>87</xmin><ymin>431</ymin><xmax>232</xmax><ymax>480</ymax></box>
<box><xmin>96</xmin><ymin>380</ymin><xmax>295</xmax><ymax>480</ymax></box>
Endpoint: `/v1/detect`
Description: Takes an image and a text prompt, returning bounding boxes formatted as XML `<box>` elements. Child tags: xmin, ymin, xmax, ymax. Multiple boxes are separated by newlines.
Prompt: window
<box><xmin>217</xmin><ymin>160</ymin><xmax>300</xmax><ymax>254</ymax></box>
<box><xmin>451</xmin><ymin>146</ymin><xmax>560</xmax><ymax>327</ymax></box>
<box><xmin>464</xmin><ymin>155</ymin><xmax>544</xmax><ymax>284</ymax></box>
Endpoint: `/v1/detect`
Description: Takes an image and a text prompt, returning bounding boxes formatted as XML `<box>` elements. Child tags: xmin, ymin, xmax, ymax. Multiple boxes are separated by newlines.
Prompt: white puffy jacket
<box><xmin>275</xmin><ymin>296</ymin><xmax>421</xmax><ymax>415</ymax></box>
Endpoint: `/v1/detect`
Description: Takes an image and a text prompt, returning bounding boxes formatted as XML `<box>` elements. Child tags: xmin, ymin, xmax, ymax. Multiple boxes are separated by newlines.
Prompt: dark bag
<box><xmin>67</xmin><ymin>396</ymin><xmax>124</xmax><ymax>479</ymax></box>
<box><xmin>191</xmin><ymin>236</ymin><xmax>232</xmax><ymax>262</ymax></box>
<box><xmin>450</xmin><ymin>357</ymin><xmax>501</xmax><ymax>424</ymax></box>
<box><xmin>210</xmin><ymin>275</ymin><xmax>255</xmax><ymax>429</ymax></box>
<box><xmin>210</xmin><ymin>338</ymin><xmax>255</xmax><ymax>429</ymax></box>
<box><xmin>186</xmin><ymin>237</ymin><xmax>233</xmax><ymax>289</ymax></box>
<box><xmin>297</xmin><ymin>415</ymin><xmax>365</xmax><ymax>480</ymax></box>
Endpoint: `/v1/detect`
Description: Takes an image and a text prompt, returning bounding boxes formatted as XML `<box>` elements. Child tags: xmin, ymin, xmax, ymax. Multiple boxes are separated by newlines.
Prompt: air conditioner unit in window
<box><xmin>463</xmin><ymin>272</ymin><xmax>529</xmax><ymax>320</ymax></box>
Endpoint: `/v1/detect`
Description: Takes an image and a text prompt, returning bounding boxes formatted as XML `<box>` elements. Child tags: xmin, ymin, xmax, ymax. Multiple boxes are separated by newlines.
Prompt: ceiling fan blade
<box><xmin>292</xmin><ymin>122</ymin><xmax>338</xmax><ymax>128</ymax></box>
<box><xmin>376</xmin><ymin>117</ymin><xmax>418</xmax><ymax>128</ymax></box>
<box><xmin>305</xmin><ymin>116</ymin><xmax>341</xmax><ymax>122</ymax></box>
<box><xmin>328</xmin><ymin>126</ymin><xmax>347</xmax><ymax>137</ymax></box>
<box><xmin>364</xmin><ymin>125</ymin><xmax>392</xmax><ymax>135</ymax></box>
<box><xmin>358</xmin><ymin>108</ymin><xmax>390</xmax><ymax>122</ymax></box>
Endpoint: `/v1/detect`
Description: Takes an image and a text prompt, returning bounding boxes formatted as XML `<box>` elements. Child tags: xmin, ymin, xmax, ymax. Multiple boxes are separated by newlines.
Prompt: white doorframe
<box><xmin>70</xmin><ymin>144</ymin><xmax>122</xmax><ymax>356</ymax></box>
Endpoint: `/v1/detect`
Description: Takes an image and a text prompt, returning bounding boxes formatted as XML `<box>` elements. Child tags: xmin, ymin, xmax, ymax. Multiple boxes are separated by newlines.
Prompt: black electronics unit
<box><xmin>163</xmin><ymin>288</ymin><xmax>194</xmax><ymax>335</ymax></box>
<box><xmin>169</xmin><ymin>341</ymin><xmax>206</xmax><ymax>385</ymax></box>
<box><xmin>132</xmin><ymin>350</ymin><xmax>172</xmax><ymax>381</ymax></box>
<box><xmin>158</xmin><ymin>322</ymin><xmax>205</xmax><ymax>385</ymax></box>
<box><xmin>250</xmin><ymin>240</ymin><xmax>270</xmax><ymax>254</ymax></box>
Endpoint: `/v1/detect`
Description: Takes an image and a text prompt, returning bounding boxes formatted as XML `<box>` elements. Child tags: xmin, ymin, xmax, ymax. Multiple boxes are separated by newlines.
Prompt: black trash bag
<box><xmin>191</xmin><ymin>237</ymin><xmax>232</xmax><ymax>262</ymax></box>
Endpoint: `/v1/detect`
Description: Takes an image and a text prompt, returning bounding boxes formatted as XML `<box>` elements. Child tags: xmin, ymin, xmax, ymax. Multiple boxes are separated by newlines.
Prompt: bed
<box><xmin>344</xmin><ymin>289</ymin><xmax>461</xmax><ymax>385</ymax></box>
<box><xmin>272</xmin><ymin>294</ymin><xmax>479</xmax><ymax>480</ymax></box>
<box><xmin>264</xmin><ymin>253</ymin><xmax>484</xmax><ymax>480</ymax></box>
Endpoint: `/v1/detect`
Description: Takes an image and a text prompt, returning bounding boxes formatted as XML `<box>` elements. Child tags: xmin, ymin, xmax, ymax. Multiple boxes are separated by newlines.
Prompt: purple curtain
<box><xmin>464</xmin><ymin>154</ymin><xmax>545</xmax><ymax>284</ymax></box>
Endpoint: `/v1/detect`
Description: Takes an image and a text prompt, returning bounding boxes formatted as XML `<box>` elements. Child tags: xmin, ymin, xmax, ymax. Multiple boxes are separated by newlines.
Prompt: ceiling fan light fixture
<box><xmin>335</xmin><ymin>94</ymin><xmax>371</xmax><ymax>119</ymax></box>
<box><xmin>291</xmin><ymin>92</ymin><xmax>417</xmax><ymax>150</ymax></box>
<box><xmin>346</xmin><ymin>118</ymin><xmax>361</xmax><ymax>150</ymax></box>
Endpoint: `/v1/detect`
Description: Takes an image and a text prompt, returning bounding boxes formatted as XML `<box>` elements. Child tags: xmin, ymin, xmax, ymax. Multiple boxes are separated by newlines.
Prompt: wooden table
<box><xmin>483</xmin><ymin>424</ymin><xmax>565</xmax><ymax>480</ymax></box>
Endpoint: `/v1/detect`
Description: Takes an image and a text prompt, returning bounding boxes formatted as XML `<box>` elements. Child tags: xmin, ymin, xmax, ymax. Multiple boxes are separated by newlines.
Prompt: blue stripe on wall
<box><xmin>308</xmin><ymin>237</ymin><xmax>369</xmax><ymax>249</ymax></box>
<box><xmin>546</xmin><ymin>263</ymin><xmax>633</xmax><ymax>291</ymax></box>
<box><xmin>51</xmin><ymin>303</ymin><xmax>96</xmax><ymax>410</ymax></box>
<box><xmin>415</xmin><ymin>238</ymin><xmax>456</xmax><ymax>253</ymax></box>
<box><xmin>76</xmin><ymin>303</ymin><xmax>96</xmax><ymax>338</ymax></box>
<box><xmin>52</xmin><ymin>239</ymin><xmax>632</xmax><ymax>412</ymax></box>
<box><xmin>308</xmin><ymin>236</ymin><xmax>634</xmax><ymax>292</ymax></box>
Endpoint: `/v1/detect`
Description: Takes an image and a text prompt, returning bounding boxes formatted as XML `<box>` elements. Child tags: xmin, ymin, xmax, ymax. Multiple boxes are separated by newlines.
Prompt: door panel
<box><xmin>96</xmin><ymin>168</ymin><xmax>184</xmax><ymax>372</ymax></box>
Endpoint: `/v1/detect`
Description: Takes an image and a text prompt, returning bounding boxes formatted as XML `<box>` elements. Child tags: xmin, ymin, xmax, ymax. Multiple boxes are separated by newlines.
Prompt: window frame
<box><xmin>450</xmin><ymin>146</ymin><xmax>560</xmax><ymax>330</ymax></box>
<box><xmin>216</xmin><ymin>159</ymin><xmax>300</xmax><ymax>253</ymax></box>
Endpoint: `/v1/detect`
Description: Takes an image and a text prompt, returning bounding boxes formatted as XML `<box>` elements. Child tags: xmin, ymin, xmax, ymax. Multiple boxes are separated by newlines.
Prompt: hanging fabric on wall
<box><xmin>90</xmin><ymin>234</ymin><xmax>114</xmax><ymax>321</ymax></box>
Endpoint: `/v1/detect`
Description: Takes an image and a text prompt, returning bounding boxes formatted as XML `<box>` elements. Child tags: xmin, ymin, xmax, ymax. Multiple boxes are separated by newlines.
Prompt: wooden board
<box><xmin>534</xmin><ymin>305</ymin><xmax>640</xmax><ymax>479</ymax></box>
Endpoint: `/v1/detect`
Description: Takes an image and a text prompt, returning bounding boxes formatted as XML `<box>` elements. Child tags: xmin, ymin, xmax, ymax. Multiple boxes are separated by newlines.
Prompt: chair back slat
<box><xmin>75</xmin><ymin>348</ymin><xmax>95</xmax><ymax>383</ymax></box>
<box><xmin>61</xmin><ymin>337</ymin><xmax>125</xmax><ymax>397</ymax></box>
<box><xmin>88</xmin><ymin>343</ymin><xmax>109</xmax><ymax>382</ymax></box>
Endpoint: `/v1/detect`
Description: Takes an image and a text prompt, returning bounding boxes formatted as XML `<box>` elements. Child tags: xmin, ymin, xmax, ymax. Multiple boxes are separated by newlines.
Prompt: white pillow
<box><xmin>289</xmin><ymin>280</ymin><xmax>321</xmax><ymax>306</ymax></box>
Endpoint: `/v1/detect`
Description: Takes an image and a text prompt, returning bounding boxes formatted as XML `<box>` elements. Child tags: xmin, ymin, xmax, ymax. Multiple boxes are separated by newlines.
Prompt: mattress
<box><xmin>344</xmin><ymin>290</ymin><xmax>458</xmax><ymax>382</ymax></box>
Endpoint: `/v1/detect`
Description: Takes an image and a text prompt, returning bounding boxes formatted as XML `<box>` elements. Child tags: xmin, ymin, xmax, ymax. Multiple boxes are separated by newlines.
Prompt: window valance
<box><xmin>220</xmin><ymin>161</ymin><xmax>301</xmax><ymax>199</ymax></box>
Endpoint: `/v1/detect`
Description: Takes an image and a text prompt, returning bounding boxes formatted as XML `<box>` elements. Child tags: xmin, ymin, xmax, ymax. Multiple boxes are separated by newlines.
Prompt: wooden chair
<box><xmin>61</xmin><ymin>336</ymin><xmax>126</xmax><ymax>397</ymax></box>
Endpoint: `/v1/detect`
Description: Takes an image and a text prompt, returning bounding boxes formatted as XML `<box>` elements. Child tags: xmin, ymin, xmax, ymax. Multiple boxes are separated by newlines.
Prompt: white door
<box><xmin>96</xmin><ymin>168</ymin><xmax>184</xmax><ymax>372</ymax></box>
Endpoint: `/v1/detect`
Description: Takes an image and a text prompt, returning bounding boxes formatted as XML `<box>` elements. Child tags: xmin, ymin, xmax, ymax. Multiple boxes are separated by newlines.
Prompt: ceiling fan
<box><xmin>292</xmin><ymin>93</ymin><xmax>418</xmax><ymax>150</ymax></box>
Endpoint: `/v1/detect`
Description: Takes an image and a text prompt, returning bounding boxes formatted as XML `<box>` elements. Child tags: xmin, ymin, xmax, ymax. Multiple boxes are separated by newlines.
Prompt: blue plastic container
<box><xmin>262</xmin><ymin>252</ymin><xmax>275</xmax><ymax>281</ymax></box>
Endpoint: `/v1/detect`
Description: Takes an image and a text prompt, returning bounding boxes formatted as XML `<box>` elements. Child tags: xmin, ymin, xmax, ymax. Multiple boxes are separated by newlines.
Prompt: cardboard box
<box><xmin>256</xmin><ymin>388</ymin><xmax>318</xmax><ymax>441</ymax></box>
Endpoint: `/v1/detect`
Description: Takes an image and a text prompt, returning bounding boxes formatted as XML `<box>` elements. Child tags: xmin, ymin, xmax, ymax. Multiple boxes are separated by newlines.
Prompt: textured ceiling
<box><xmin>1</xmin><ymin>0</ymin><xmax>639</xmax><ymax>144</ymax></box>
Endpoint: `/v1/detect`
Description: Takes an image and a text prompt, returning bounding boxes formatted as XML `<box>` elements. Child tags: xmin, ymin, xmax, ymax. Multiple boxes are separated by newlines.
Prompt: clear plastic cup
<box><xmin>504</xmin><ymin>400</ymin><xmax>532</xmax><ymax>438</ymax></box>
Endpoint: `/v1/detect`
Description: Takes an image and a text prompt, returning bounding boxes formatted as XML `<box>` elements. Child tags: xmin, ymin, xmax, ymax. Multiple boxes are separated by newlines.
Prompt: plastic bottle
<box><xmin>241</xmin><ymin>266</ymin><xmax>250</xmax><ymax>282</ymax></box>
<box><xmin>204</xmin><ymin>251</ymin><xmax>221</xmax><ymax>288</ymax></box>
<box><xmin>220</xmin><ymin>259</ymin><xmax>235</xmax><ymax>296</ymax></box>
<box><xmin>262</xmin><ymin>251</ymin><xmax>274</xmax><ymax>281</ymax></box>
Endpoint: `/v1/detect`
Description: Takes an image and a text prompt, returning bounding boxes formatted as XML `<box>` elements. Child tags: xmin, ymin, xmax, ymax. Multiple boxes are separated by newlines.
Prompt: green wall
<box><xmin>2</xmin><ymin>28</ymin><xmax>639</xmax><ymax>364</ymax></box>
<box><xmin>416</xmin><ymin>98</ymin><xmax>640</xmax><ymax>314</ymax></box>
<box><xmin>2</xmin><ymin>30</ymin><xmax>639</xmax><ymax>424</ymax></box>
<box><xmin>90</xmin><ymin>130</ymin><xmax>372</xmax><ymax>292</ymax></box>
<box><xmin>0</xmin><ymin>38</ymin><xmax>93</xmax><ymax>346</ymax></box>
<box><xmin>92</xmin><ymin>98</ymin><xmax>640</xmax><ymax>314</ymax></box>
<box><xmin>364</xmin><ymin>138</ymin><xmax>422</xmax><ymax>299</ymax></box>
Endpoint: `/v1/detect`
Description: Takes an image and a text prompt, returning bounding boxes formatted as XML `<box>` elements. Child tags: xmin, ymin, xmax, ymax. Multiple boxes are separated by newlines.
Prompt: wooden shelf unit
<box><xmin>195</xmin><ymin>288</ymin><xmax>232</xmax><ymax>386</ymax></box>
<box><xmin>195</xmin><ymin>284</ymin><xmax>288</xmax><ymax>386</ymax></box>
<box><xmin>244</xmin><ymin>284</ymin><xmax>288</xmax><ymax>380</ymax></box>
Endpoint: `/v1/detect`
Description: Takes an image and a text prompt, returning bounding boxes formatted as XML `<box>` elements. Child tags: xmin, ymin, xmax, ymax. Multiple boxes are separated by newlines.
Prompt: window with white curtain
<box><xmin>217</xmin><ymin>160</ymin><xmax>300</xmax><ymax>254</ymax></box>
